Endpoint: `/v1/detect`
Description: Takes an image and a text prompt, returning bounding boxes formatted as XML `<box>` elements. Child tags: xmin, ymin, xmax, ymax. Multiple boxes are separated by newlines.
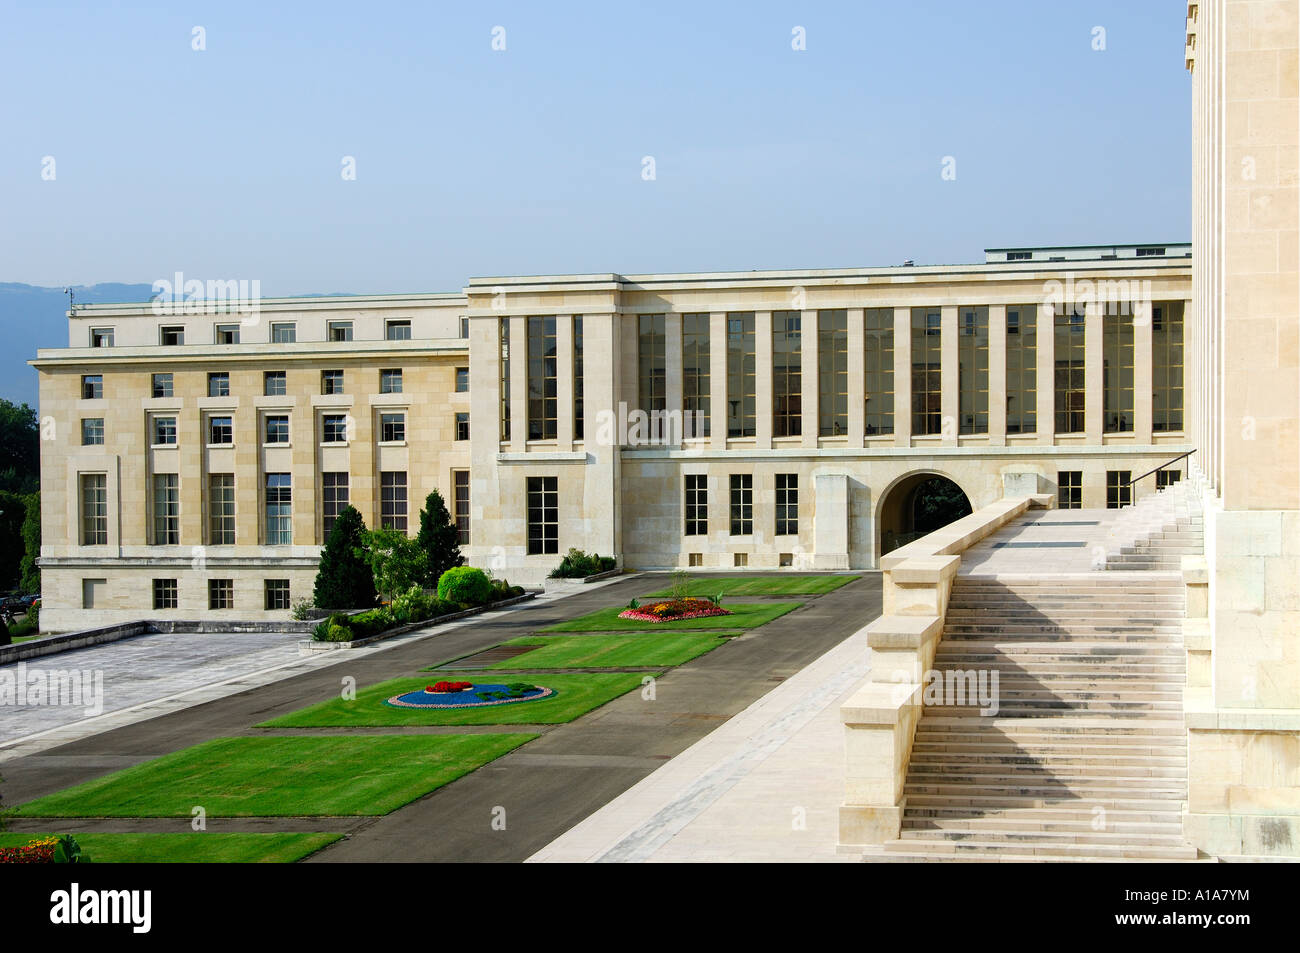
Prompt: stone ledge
<box><xmin>841</xmin><ymin>682</ymin><xmax>921</xmax><ymax>725</ymax></box>
<box><xmin>865</xmin><ymin>615</ymin><xmax>942</xmax><ymax>651</ymax></box>
<box><xmin>1185</xmin><ymin>691</ymin><xmax>1300</xmax><ymax>732</ymax></box>
<box><xmin>888</xmin><ymin>555</ymin><xmax>960</xmax><ymax>587</ymax></box>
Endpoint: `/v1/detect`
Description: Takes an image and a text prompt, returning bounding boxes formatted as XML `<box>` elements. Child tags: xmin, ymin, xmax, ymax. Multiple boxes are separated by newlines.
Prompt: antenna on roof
<box><xmin>63</xmin><ymin>287</ymin><xmax>76</xmax><ymax>311</ymax></box>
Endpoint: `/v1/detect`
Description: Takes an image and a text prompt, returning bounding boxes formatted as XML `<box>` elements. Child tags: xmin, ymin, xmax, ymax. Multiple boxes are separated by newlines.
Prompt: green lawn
<box><xmin>434</xmin><ymin>632</ymin><xmax>735</xmax><ymax>670</ymax></box>
<box><xmin>642</xmin><ymin>574</ymin><xmax>860</xmax><ymax>597</ymax></box>
<box><xmin>0</xmin><ymin>832</ymin><xmax>342</xmax><ymax>863</ymax></box>
<box><xmin>541</xmin><ymin>601</ymin><xmax>802</xmax><ymax>633</ymax></box>
<box><xmin>260</xmin><ymin>671</ymin><xmax>650</xmax><ymax>728</ymax></box>
<box><xmin>14</xmin><ymin>734</ymin><xmax>535</xmax><ymax>818</ymax></box>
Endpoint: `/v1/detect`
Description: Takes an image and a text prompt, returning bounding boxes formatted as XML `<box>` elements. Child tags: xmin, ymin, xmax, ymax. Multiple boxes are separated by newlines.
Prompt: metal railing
<box><xmin>1127</xmin><ymin>449</ymin><xmax>1196</xmax><ymax>490</ymax></box>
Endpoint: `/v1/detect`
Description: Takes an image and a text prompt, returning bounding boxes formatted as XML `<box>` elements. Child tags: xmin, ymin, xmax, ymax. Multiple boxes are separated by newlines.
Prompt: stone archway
<box><xmin>877</xmin><ymin>472</ymin><xmax>973</xmax><ymax>556</ymax></box>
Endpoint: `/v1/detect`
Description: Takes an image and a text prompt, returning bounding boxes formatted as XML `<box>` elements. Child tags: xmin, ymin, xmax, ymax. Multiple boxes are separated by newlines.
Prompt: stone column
<box><xmin>847</xmin><ymin>307</ymin><xmax>865</xmax><ymax>447</ymax></box>
<box><xmin>509</xmin><ymin>315</ymin><xmax>527</xmax><ymax>451</ymax></box>
<box><xmin>1134</xmin><ymin>300</ymin><xmax>1154</xmax><ymax>445</ymax></box>
<box><xmin>291</xmin><ymin>393</ymin><xmax>316</xmax><ymax>545</ymax></box>
<box><xmin>665</xmin><ymin>312</ymin><xmax>683</xmax><ymax>444</ymax></box>
<box><xmin>1036</xmin><ymin>304</ymin><xmax>1055</xmax><ymax>443</ymax></box>
<box><xmin>941</xmin><ymin>305</ymin><xmax>958</xmax><ymax>445</ymax></box>
<box><xmin>755</xmin><ymin>310</ymin><xmax>773</xmax><ymax>449</ymax></box>
<box><xmin>989</xmin><ymin>304</ymin><xmax>1007</xmax><ymax>446</ymax></box>
<box><xmin>1085</xmin><ymin>300</ymin><xmax>1104</xmax><ymax>443</ymax></box>
<box><xmin>894</xmin><ymin>307</ymin><xmax>912</xmax><ymax>447</ymax></box>
<box><xmin>556</xmin><ymin>314</ymin><xmax>574</xmax><ymax>451</ymax></box>
<box><xmin>801</xmin><ymin>310</ymin><xmax>818</xmax><ymax>448</ymax></box>
<box><xmin>709</xmin><ymin>312</ymin><xmax>727</xmax><ymax>449</ymax></box>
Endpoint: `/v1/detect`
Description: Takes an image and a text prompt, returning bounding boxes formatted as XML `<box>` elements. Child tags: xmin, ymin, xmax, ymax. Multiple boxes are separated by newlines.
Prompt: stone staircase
<box><xmin>1101</xmin><ymin>474</ymin><xmax>1205</xmax><ymax>571</ymax></box>
<box><xmin>865</xmin><ymin>573</ymin><xmax>1200</xmax><ymax>862</ymax></box>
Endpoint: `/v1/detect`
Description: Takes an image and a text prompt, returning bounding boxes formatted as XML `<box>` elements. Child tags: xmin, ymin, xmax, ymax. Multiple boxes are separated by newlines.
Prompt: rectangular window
<box><xmin>152</xmin><ymin>415</ymin><xmax>177</xmax><ymax>446</ymax></box>
<box><xmin>527</xmin><ymin>316</ymin><xmax>559</xmax><ymax>440</ymax></box>
<box><xmin>160</xmin><ymin>326</ymin><xmax>184</xmax><ymax>346</ymax></box>
<box><xmin>91</xmin><ymin>328</ymin><xmax>114</xmax><ymax>347</ymax></box>
<box><xmin>1007</xmin><ymin>251</ymin><xmax>1032</xmax><ymax>261</ymax></box>
<box><xmin>209</xmin><ymin>473</ymin><xmax>235</xmax><ymax>544</ymax></box>
<box><xmin>684</xmin><ymin>474</ymin><xmax>708</xmax><ymax>536</ymax></box>
<box><xmin>385</xmin><ymin>319</ymin><xmax>412</xmax><ymax>340</ymax></box>
<box><xmin>453</xmin><ymin>469</ymin><xmax>470</xmax><ymax>544</ymax></box>
<box><xmin>82</xmin><ymin>375</ymin><xmax>103</xmax><ymax>399</ymax></box>
<box><xmin>322</xmin><ymin>414</ymin><xmax>348</xmax><ymax>443</ymax></box>
<box><xmin>573</xmin><ymin>316</ymin><xmax>584</xmax><ymax>440</ymax></box>
<box><xmin>499</xmin><ymin>319</ymin><xmax>511</xmax><ymax>440</ymax></box>
<box><xmin>1107</xmin><ymin>470</ymin><xmax>1132</xmax><ymax>509</ymax></box>
<box><xmin>1103</xmin><ymin>309</ymin><xmax>1134</xmax><ymax>433</ymax></box>
<box><xmin>455</xmin><ymin>412</ymin><xmax>469</xmax><ymax>441</ymax></box>
<box><xmin>688</xmin><ymin>552</ymin><xmax>703</xmax><ymax>567</ymax></box>
<box><xmin>911</xmin><ymin>309</ymin><xmax>942</xmax><ymax>435</ymax></box>
<box><xmin>151</xmin><ymin>373</ymin><xmax>173</xmax><ymax>398</ymax></box>
<box><xmin>958</xmin><ymin>306</ymin><xmax>989</xmax><ymax>435</ymax></box>
<box><xmin>208</xmin><ymin>579</ymin><xmax>234</xmax><ymax>610</ymax></box>
<box><xmin>1152</xmin><ymin>302</ymin><xmax>1184</xmax><ymax>432</ymax></box>
<box><xmin>80</xmin><ymin>474</ymin><xmax>108</xmax><ymax>545</ymax></box>
<box><xmin>455</xmin><ymin>367</ymin><xmax>469</xmax><ymax>392</ymax></box>
<box><xmin>818</xmin><ymin>309</ymin><xmax>849</xmax><ymax>436</ymax></box>
<box><xmin>1005</xmin><ymin>306</ymin><xmax>1038</xmax><ymax>434</ymax></box>
<box><xmin>152</xmin><ymin>473</ymin><xmax>180</xmax><ymax>544</ymax></box>
<box><xmin>775</xmin><ymin>473</ymin><xmax>798</xmax><ymax>535</ymax></box>
<box><xmin>208</xmin><ymin>415</ymin><xmax>233</xmax><ymax>445</ymax></box>
<box><xmin>321</xmin><ymin>369</ymin><xmax>344</xmax><ymax>395</ymax></box>
<box><xmin>215</xmin><ymin>324</ymin><xmax>240</xmax><ymax>344</ymax></box>
<box><xmin>264</xmin><ymin>371</ymin><xmax>287</xmax><ymax>396</ymax></box>
<box><xmin>271</xmin><ymin>322</ymin><xmax>296</xmax><ymax>343</ymax></box>
<box><xmin>864</xmin><ymin>309</ymin><xmax>894</xmax><ymax>435</ymax></box>
<box><xmin>152</xmin><ymin>578</ymin><xmax>178</xmax><ymax>610</ymax></box>
<box><xmin>637</xmin><ymin>314</ymin><xmax>666</xmax><ymax>441</ymax></box>
<box><xmin>380</xmin><ymin>471</ymin><xmax>408</xmax><ymax>531</ymax></box>
<box><xmin>1054</xmin><ymin>309</ymin><xmax>1086</xmax><ymax>433</ymax></box>
<box><xmin>380</xmin><ymin>412</ymin><xmax>405</xmax><ymax>442</ymax></box>
<box><xmin>327</xmin><ymin>321</ymin><xmax>353</xmax><ymax>342</ymax></box>
<box><xmin>729</xmin><ymin>474</ymin><xmax>753</xmax><ymax>535</ymax></box>
<box><xmin>726</xmin><ymin>312</ymin><xmax>756</xmax><ymax>437</ymax></box>
<box><xmin>682</xmin><ymin>313</ymin><xmax>710</xmax><ymax>438</ymax></box>
<box><xmin>265</xmin><ymin>579</ymin><xmax>291</xmax><ymax>610</ymax></box>
<box><xmin>460</xmin><ymin>317</ymin><xmax>470</xmax><ymax>339</ymax></box>
<box><xmin>208</xmin><ymin>372</ymin><xmax>230</xmax><ymax>397</ymax></box>
<box><xmin>380</xmin><ymin>368</ymin><xmax>403</xmax><ymax>394</ymax></box>
<box><xmin>526</xmin><ymin>476</ymin><xmax>558</xmax><ymax>554</ymax></box>
<box><xmin>264</xmin><ymin>414</ymin><xmax>290</xmax><ymax>444</ymax></box>
<box><xmin>1057</xmin><ymin>470</ymin><xmax>1082</xmax><ymax>510</ymax></box>
<box><xmin>321</xmin><ymin>472</ymin><xmax>349</xmax><ymax>538</ymax></box>
<box><xmin>81</xmin><ymin>417</ymin><xmax>104</xmax><ymax>445</ymax></box>
<box><xmin>772</xmin><ymin>311</ymin><xmax>802</xmax><ymax>437</ymax></box>
<box><xmin>265</xmin><ymin>473</ymin><xmax>292</xmax><ymax>544</ymax></box>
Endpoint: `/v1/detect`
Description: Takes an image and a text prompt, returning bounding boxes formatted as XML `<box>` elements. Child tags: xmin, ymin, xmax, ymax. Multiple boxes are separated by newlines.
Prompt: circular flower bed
<box><xmin>617</xmin><ymin>598</ymin><xmax>733</xmax><ymax>623</ymax></box>
<box><xmin>385</xmin><ymin>681</ymin><xmax>556</xmax><ymax>709</ymax></box>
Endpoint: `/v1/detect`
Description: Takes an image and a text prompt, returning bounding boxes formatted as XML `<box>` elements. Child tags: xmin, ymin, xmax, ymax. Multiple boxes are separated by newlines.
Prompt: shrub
<box><xmin>390</xmin><ymin>585</ymin><xmax>435</xmax><ymax>624</ymax></box>
<box><xmin>364</xmin><ymin>527</ymin><xmax>428</xmax><ymax>601</ymax></box>
<box><xmin>313</xmin><ymin>612</ymin><xmax>354</xmax><ymax>642</ymax></box>
<box><xmin>415</xmin><ymin>490</ymin><xmax>465</xmax><ymax>587</ymax></box>
<box><xmin>313</xmin><ymin>507</ymin><xmax>377</xmax><ymax>611</ymax></box>
<box><xmin>289</xmin><ymin>598</ymin><xmax>315</xmax><ymax>621</ymax></box>
<box><xmin>8</xmin><ymin>605</ymin><xmax>37</xmax><ymax>639</ymax></box>
<box><xmin>53</xmin><ymin>835</ymin><xmax>89</xmax><ymax>864</ymax></box>
<box><xmin>487</xmin><ymin>578</ymin><xmax>525</xmax><ymax>603</ymax></box>
<box><xmin>548</xmin><ymin>548</ymin><xmax>617</xmax><ymax>579</ymax></box>
<box><xmin>437</xmin><ymin>566</ymin><xmax>492</xmax><ymax>606</ymax></box>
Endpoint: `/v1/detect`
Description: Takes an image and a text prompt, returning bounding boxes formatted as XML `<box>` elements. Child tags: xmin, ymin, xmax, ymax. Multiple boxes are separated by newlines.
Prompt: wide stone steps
<box><xmin>896</xmin><ymin>827</ymin><xmax>1189</xmax><ymax>848</ymax></box>
<box><xmin>903</xmin><ymin>805</ymin><xmax>1183</xmax><ymax>825</ymax></box>
<box><xmin>923</xmin><ymin>703</ymin><xmax>1182</xmax><ymax>717</ymax></box>
<box><xmin>943</xmin><ymin>626</ymin><xmax>1181</xmax><ymax>638</ymax></box>
<box><xmin>911</xmin><ymin>743</ymin><xmax>1187</xmax><ymax>760</ymax></box>
<box><xmin>874</xmin><ymin>838</ymin><xmax>1199</xmax><ymax>861</ymax></box>
<box><xmin>906</xmin><ymin>761</ymin><xmax>1186</xmax><ymax>780</ymax></box>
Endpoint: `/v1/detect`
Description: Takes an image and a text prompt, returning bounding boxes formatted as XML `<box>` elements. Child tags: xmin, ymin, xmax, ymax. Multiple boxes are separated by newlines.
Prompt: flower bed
<box><xmin>617</xmin><ymin>598</ymin><xmax>733</xmax><ymax>623</ymax></box>
<box><xmin>0</xmin><ymin>837</ymin><xmax>58</xmax><ymax>864</ymax></box>
<box><xmin>385</xmin><ymin>681</ymin><xmax>556</xmax><ymax>709</ymax></box>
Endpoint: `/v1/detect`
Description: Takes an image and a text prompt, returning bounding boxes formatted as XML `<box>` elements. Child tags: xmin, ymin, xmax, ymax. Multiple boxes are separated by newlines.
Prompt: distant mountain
<box><xmin>0</xmin><ymin>282</ymin><xmax>156</xmax><ymax>408</ymax></box>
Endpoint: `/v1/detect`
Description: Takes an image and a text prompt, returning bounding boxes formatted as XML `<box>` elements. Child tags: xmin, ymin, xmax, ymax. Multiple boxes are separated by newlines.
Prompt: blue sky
<box><xmin>1</xmin><ymin>0</ymin><xmax>1191</xmax><ymax>296</ymax></box>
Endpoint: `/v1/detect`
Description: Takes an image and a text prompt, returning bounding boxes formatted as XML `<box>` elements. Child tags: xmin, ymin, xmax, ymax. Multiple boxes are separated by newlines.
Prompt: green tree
<box><xmin>312</xmin><ymin>506</ymin><xmax>377</xmax><ymax>610</ymax></box>
<box><xmin>415</xmin><ymin>489</ymin><xmax>464</xmax><ymax>587</ymax></box>
<box><xmin>18</xmin><ymin>492</ymin><xmax>39</xmax><ymax>594</ymax></box>
<box><xmin>0</xmin><ymin>491</ymin><xmax>27</xmax><ymax>591</ymax></box>
<box><xmin>0</xmin><ymin>400</ymin><xmax>39</xmax><ymax>495</ymax></box>
<box><xmin>364</xmin><ymin>527</ymin><xmax>428</xmax><ymax>601</ymax></box>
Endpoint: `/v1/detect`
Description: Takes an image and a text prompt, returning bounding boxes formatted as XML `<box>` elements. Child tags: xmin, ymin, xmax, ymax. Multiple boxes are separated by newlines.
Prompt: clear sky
<box><xmin>1</xmin><ymin>0</ymin><xmax>1191</xmax><ymax>296</ymax></box>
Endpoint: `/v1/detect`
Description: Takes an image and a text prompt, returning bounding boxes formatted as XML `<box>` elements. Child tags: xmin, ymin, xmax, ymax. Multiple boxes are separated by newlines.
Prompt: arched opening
<box><xmin>878</xmin><ymin>472</ymin><xmax>973</xmax><ymax>556</ymax></box>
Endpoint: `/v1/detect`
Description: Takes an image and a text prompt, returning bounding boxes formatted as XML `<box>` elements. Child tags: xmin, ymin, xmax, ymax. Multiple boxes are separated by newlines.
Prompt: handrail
<box><xmin>1128</xmin><ymin>449</ymin><xmax>1196</xmax><ymax>487</ymax></box>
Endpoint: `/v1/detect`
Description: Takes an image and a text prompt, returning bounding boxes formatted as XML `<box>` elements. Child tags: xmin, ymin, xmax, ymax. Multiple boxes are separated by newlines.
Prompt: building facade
<box><xmin>33</xmin><ymin>246</ymin><xmax>1192</xmax><ymax>631</ymax></box>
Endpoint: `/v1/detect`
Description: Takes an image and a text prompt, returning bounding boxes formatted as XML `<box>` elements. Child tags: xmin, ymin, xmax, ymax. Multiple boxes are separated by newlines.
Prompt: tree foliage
<box><xmin>312</xmin><ymin>506</ymin><xmax>376</xmax><ymax>610</ymax></box>
<box><xmin>415</xmin><ymin>489</ymin><xmax>463</xmax><ymax>587</ymax></box>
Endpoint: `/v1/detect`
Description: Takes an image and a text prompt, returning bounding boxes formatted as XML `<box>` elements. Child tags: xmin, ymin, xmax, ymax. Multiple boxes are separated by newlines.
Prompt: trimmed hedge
<box><xmin>549</xmin><ymin>548</ymin><xmax>617</xmax><ymax>579</ymax></box>
<box><xmin>436</xmin><ymin>566</ymin><xmax>492</xmax><ymax>606</ymax></box>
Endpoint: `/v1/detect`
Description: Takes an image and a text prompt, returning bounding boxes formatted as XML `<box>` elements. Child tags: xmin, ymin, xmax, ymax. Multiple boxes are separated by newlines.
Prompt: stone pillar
<box><xmin>1084</xmin><ymin>300</ymin><xmax>1104</xmax><ymax>443</ymax></box>
<box><xmin>847</xmin><ymin>307</ymin><xmax>865</xmax><ymax>448</ymax></box>
<box><xmin>291</xmin><ymin>394</ymin><xmax>316</xmax><ymax>545</ymax></box>
<box><xmin>709</xmin><ymin>312</ymin><xmax>727</xmax><ymax>449</ymax></box>
<box><xmin>989</xmin><ymin>304</ymin><xmax>1007</xmax><ymax>446</ymax></box>
<box><xmin>755</xmin><ymin>310</ymin><xmax>773</xmax><ymax>449</ymax></box>
<box><xmin>894</xmin><ymin>307</ymin><xmax>912</xmax><ymax>447</ymax></box>
<box><xmin>509</xmin><ymin>315</ymin><xmax>527</xmax><ymax>451</ymax></box>
<box><xmin>1134</xmin><ymin>300</ymin><xmax>1154</xmax><ymax>445</ymax></box>
<box><xmin>556</xmin><ymin>314</ymin><xmax>574</xmax><ymax>451</ymax></box>
<box><xmin>801</xmin><ymin>310</ymin><xmax>818</xmax><ymax>448</ymax></box>
<box><xmin>665</xmin><ymin>312</ymin><xmax>683</xmax><ymax>444</ymax></box>
<box><xmin>940</xmin><ymin>305</ymin><xmax>958</xmax><ymax>445</ymax></box>
<box><xmin>813</xmin><ymin>472</ymin><xmax>849</xmax><ymax>569</ymax></box>
<box><xmin>1037</xmin><ymin>304</ymin><xmax>1055</xmax><ymax>443</ymax></box>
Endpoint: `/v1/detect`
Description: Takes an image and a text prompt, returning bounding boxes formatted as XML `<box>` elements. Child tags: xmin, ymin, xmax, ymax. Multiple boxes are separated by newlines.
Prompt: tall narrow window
<box><xmin>637</xmin><ymin>314</ymin><xmax>666</xmax><ymax>441</ymax></box>
<box><xmin>958</xmin><ymin>306</ymin><xmax>989</xmax><ymax>434</ymax></box>
<box><xmin>499</xmin><ymin>319</ymin><xmax>511</xmax><ymax>440</ymax></box>
<box><xmin>684</xmin><ymin>474</ymin><xmax>708</xmax><ymax>536</ymax></box>
<box><xmin>726</xmin><ymin>313</ymin><xmax>756</xmax><ymax>437</ymax></box>
<box><xmin>729</xmin><ymin>474</ymin><xmax>753</xmax><ymax>535</ymax></box>
<box><xmin>1054</xmin><ymin>309</ymin><xmax>1086</xmax><ymax>433</ymax></box>
<box><xmin>573</xmin><ymin>316</ymin><xmax>584</xmax><ymax>440</ymax></box>
<box><xmin>81</xmin><ymin>474</ymin><xmax>108</xmax><ymax>545</ymax></box>
<box><xmin>152</xmin><ymin>473</ymin><xmax>179</xmax><ymax>544</ymax></box>
<box><xmin>682</xmin><ymin>313</ymin><xmax>711</xmax><ymax>438</ymax></box>
<box><xmin>526</xmin><ymin>316</ymin><xmax>558</xmax><ymax>440</ymax></box>
<box><xmin>265</xmin><ymin>473</ymin><xmax>292</xmax><ymax>544</ymax></box>
<box><xmin>864</xmin><ymin>309</ymin><xmax>894</xmax><ymax>435</ymax></box>
<box><xmin>1005</xmin><ymin>306</ymin><xmax>1037</xmax><ymax>434</ymax></box>
<box><xmin>453</xmin><ymin>469</ymin><xmax>470</xmax><ymax>544</ymax></box>
<box><xmin>1104</xmin><ymin>308</ymin><xmax>1134</xmax><ymax>433</ymax></box>
<box><xmin>209</xmin><ymin>473</ymin><xmax>235</xmax><ymax>544</ymax></box>
<box><xmin>818</xmin><ymin>310</ymin><xmax>848</xmax><ymax>436</ymax></box>
<box><xmin>380</xmin><ymin>471</ymin><xmax>408</xmax><ymax>531</ymax></box>
<box><xmin>526</xmin><ymin>476</ymin><xmax>558</xmax><ymax>554</ymax></box>
<box><xmin>911</xmin><ymin>309</ymin><xmax>942</xmax><ymax>435</ymax></box>
<box><xmin>321</xmin><ymin>472</ymin><xmax>349</xmax><ymax>538</ymax></box>
<box><xmin>1057</xmin><ymin>471</ymin><xmax>1082</xmax><ymax>509</ymax></box>
<box><xmin>455</xmin><ymin>413</ymin><xmax>469</xmax><ymax>441</ymax></box>
<box><xmin>775</xmin><ymin>473</ymin><xmax>798</xmax><ymax>535</ymax></box>
<box><xmin>1152</xmin><ymin>302</ymin><xmax>1184</xmax><ymax>432</ymax></box>
<box><xmin>1107</xmin><ymin>470</ymin><xmax>1132</xmax><ymax>509</ymax></box>
<box><xmin>772</xmin><ymin>311</ymin><xmax>802</xmax><ymax>437</ymax></box>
